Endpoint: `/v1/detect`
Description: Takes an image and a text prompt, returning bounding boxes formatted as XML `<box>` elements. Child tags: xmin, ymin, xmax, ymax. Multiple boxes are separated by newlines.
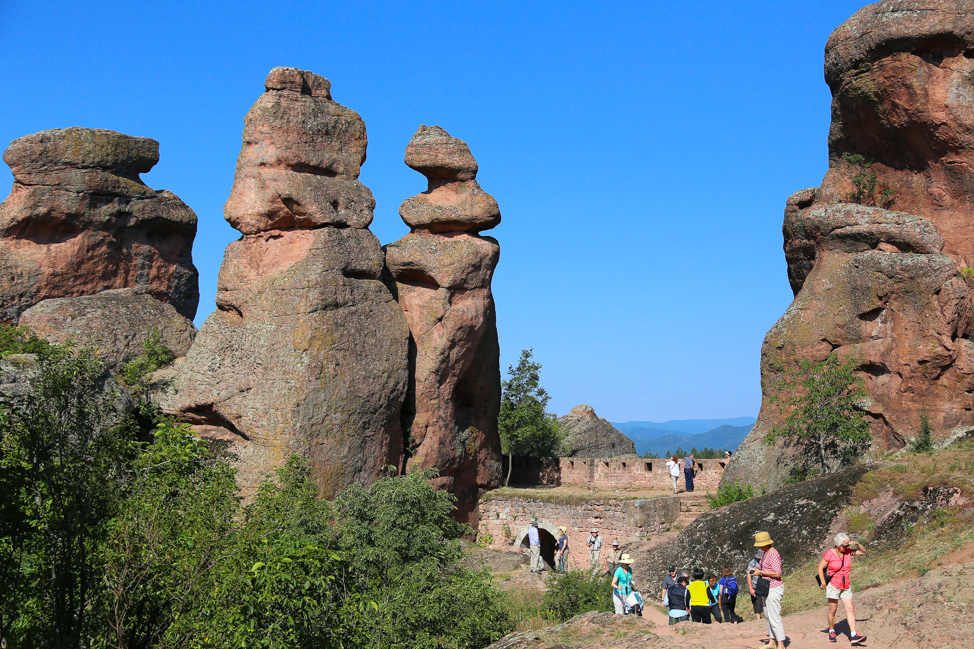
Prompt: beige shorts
<box><xmin>825</xmin><ymin>582</ymin><xmax>853</xmax><ymax>600</ymax></box>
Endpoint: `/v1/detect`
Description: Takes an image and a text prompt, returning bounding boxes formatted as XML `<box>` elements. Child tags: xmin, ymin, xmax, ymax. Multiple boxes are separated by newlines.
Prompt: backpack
<box><xmin>722</xmin><ymin>575</ymin><xmax>738</xmax><ymax>598</ymax></box>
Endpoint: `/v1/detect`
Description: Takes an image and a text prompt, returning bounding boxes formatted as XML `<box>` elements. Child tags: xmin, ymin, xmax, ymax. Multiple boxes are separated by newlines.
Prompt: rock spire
<box><xmin>168</xmin><ymin>68</ymin><xmax>409</xmax><ymax>497</ymax></box>
<box><xmin>384</xmin><ymin>125</ymin><xmax>503</xmax><ymax>522</ymax></box>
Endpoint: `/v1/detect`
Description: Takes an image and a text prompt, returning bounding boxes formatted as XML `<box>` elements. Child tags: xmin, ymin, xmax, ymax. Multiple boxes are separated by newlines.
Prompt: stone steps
<box><xmin>674</xmin><ymin>494</ymin><xmax>710</xmax><ymax>528</ymax></box>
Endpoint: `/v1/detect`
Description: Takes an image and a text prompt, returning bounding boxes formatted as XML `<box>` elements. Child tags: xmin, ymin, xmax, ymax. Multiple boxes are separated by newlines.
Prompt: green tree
<box><xmin>497</xmin><ymin>349</ymin><xmax>565</xmax><ymax>486</ymax></box>
<box><xmin>765</xmin><ymin>353</ymin><xmax>871</xmax><ymax>475</ymax></box>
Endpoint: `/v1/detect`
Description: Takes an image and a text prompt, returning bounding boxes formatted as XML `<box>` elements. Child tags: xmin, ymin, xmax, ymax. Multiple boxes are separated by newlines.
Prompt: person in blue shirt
<box><xmin>611</xmin><ymin>554</ymin><xmax>635</xmax><ymax>614</ymax></box>
<box><xmin>528</xmin><ymin>521</ymin><xmax>542</xmax><ymax>574</ymax></box>
<box><xmin>708</xmin><ymin>574</ymin><xmax>723</xmax><ymax>623</ymax></box>
<box><xmin>664</xmin><ymin>575</ymin><xmax>691</xmax><ymax>624</ymax></box>
<box><xmin>554</xmin><ymin>526</ymin><xmax>569</xmax><ymax>573</ymax></box>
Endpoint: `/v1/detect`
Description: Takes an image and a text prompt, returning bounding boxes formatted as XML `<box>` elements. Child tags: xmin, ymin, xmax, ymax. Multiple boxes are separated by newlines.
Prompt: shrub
<box><xmin>707</xmin><ymin>481</ymin><xmax>756</xmax><ymax>509</ymax></box>
<box><xmin>541</xmin><ymin>571</ymin><xmax>612</xmax><ymax>622</ymax></box>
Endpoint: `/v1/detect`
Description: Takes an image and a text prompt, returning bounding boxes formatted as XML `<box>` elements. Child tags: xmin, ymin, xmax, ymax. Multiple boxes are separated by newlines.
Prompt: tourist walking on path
<box><xmin>602</xmin><ymin>540</ymin><xmax>622</xmax><ymax>575</ymax></box>
<box><xmin>528</xmin><ymin>521</ymin><xmax>543</xmax><ymax>574</ymax></box>
<box><xmin>683</xmin><ymin>453</ymin><xmax>695</xmax><ymax>492</ymax></box>
<box><xmin>686</xmin><ymin>568</ymin><xmax>714</xmax><ymax>623</ymax></box>
<box><xmin>586</xmin><ymin>527</ymin><xmax>604</xmax><ymax>574</ymax></box>
<box><xmin>664</xmin><ymin>575</ymin><xmax>691</xmax><ymax>624</ymax></box>
<box><xmin>554</xmin><ymin>526</ymin><xmax>570</xmax><ymax>573</ymax></box>
<box><xmin>666</xmin><ymin>456</ymin><xmax>680</xmax><ymax>494</ymax></box>
<box><xmin>661</xmin><ymin>565</ymin><xmax>678</xmax><ymax>605</ymax></box>
<box><xmin>818</xmin><ymin>532</ymin><xmax>867</xmax><ymax>645</ymax></box>
<box><xmin>750</xmin><ymin>532</ymin><xmax>785</xmax><ymax>649</ymax></box>
<box><xmin>718</xmin><ymin>566</ymin><xmax>741</xmax><ymax>623</ymax></box>
<box><xmin>611</xmin><ymin>554</ymin><xmax>636</xmax><ymax>614</ymax></box>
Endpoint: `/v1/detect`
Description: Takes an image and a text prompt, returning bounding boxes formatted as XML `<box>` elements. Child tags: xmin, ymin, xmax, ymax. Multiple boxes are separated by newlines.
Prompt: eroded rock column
<box><xmin>170</xmin><ymin>68</ymin><xmax>409</xmax><ymax>497</ymax></box>
<box><xmin>385</xmin><ymin>126</ymin><xmax>502</xmax><ymax>521</ymax></box>
<box><xmin>726</xmin><ymin>0</ymin><xmax>974</xmax><ymax>490</ymax></box>
<box><xmin>0</xmin><ymin>128</ymin><xmax>199</xmax><ymax>322</ymax></box>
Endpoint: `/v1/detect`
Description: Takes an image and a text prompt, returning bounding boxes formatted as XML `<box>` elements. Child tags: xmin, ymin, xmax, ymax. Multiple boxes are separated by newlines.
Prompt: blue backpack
<box><xmin>722</xmin><ymin>576</ymin><xmax>739</xmax><ymax>598</ymax></box>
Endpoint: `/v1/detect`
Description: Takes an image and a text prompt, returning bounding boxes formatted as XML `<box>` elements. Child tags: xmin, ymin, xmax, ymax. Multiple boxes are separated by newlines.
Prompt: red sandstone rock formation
<box><xmin>18</xmin><ymin>288</ymin><xmax>196</xmax><ymax>373</ymax></box>
<box><xmin>0</xmin><ymin>128</ymin><xmax>199</xmax><ymax>322</ymax></box>
<box><xmin>168</xmin><ymin>68</ymin><xmax>409</xmax><ymax>498</ymax></box>
<box><xmin>384</xmin><ymin>125</ymin><xmax>502</xmax><ymax>521</ymax></box>
<box><xmin>726</xmin><ymin>0</ymin><xmax>974</xmax><ymax>490</ymax></box>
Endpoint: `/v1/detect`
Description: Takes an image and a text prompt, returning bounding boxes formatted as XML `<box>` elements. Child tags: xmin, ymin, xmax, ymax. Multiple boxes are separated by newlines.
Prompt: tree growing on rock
<box><xmin>765</xmin><ymin>353</ymin><xmax>871</xmax><ymax>476</ymax></box>
<box><xmin>498</xmin><ymin>349</ymin><xmax>565</xmax><ymax>486</ymax></box>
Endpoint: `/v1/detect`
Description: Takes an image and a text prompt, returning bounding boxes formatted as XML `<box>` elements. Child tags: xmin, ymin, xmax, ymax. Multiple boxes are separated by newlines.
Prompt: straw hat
<box><xmin>618</xmin><ymin>554</ymin><xmax>634</xmax><ymax>564</ymax></box>
<box><xmin>558</xmin><ymin>526</ymin><xmax>567</xmax><ymax>533</ymax></box>
<box><xmin>753</xmin><ymin>531</ymin><xmax>774</xmax><ymax>547</ymax></box>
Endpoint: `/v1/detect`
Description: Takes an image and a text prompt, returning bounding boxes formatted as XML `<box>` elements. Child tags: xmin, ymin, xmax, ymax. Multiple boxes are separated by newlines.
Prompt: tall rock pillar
<box><xmin>170</xmin><ymin>68</ymin><xmax>409</xmax><ymax>497</ymax></box>
<box><xmin>385</xmin><ymin>126</ymin><xmax>502</xmax><ymax>521</ymax></box>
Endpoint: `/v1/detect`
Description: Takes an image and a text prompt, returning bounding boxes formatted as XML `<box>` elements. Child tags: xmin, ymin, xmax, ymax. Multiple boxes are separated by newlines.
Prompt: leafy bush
<box><xmin>1</xmin><ymin>340</ymin><xmax>513</xmax><ymax>649</ymax></box>
<box><xmin>541</xmin><ymin>571</ymin><xmax>612</xmax><ymax>622</ymax></box>
<box><xmin>707</xmin><ymin>481</ymin><xmax>756</xmax><ymax>509</ymax></box>
<box><xmin>0</xmin><ymin>324</ymin><xmax>56</xmax><ymax>357</ymax></box>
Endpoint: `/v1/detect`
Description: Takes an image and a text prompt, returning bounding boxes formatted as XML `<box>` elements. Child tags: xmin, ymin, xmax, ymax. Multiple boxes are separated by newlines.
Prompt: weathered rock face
<box><xmin>169</xmin><ymin>68</ymin><xmax>409</xmax><ymax>498</ymax></box>
<box><xmin>0</xmin><ymin>128</ymin><xmax>199</xmax><ymax>322</ymax></box>
<box><xmin>726</xmin><ymin>1</ymin><xmax>974</xmax><ymax>491</ymax></box>
<box><xmin>634</xmin><ymin>465</ymin><xmax>876</xmax><ymax>588</ymax></box>
<box><xmin>821</xmin><ymin>0</ymin><xmax>974</xmax><ymax>267</ymax></box>
<box><xmin>18</xmin><ymin>289</ymin><xmax>196</xmax><ymax>374</ymax></box>
<box><xmin>558</xmin><ymin>405</ymin><xmax>637</xmax><ymax>457</ymax></box>
<box><xmin>384</xmin><ymin>125</ymin><xmax>502</xmax><ymax>521</ymax></box>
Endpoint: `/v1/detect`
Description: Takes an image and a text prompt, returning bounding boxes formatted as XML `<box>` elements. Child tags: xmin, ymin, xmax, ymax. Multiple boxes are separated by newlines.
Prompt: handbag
<box><xmin>754</xmin><ymin>576</ymin><xmax>770</xmax><ymax>597</ymax></box>
<box><xmin>815</xmin><ymin>548</ymin><xmax>848</xmax><ymax>588</ymax></box>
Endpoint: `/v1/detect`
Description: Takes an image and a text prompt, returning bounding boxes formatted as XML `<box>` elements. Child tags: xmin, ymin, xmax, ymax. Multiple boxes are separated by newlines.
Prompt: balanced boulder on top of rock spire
<box><xmin>384</xmin><ymin>125</ymin><xmax>502</xmax><ymax>523</ymax></box>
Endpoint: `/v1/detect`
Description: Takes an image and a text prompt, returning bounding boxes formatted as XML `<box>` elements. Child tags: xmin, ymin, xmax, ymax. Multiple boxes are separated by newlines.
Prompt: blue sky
<box><xmin>0</xmin><ymin>0</ymin><xmax>870</xmax><ymax>422</ymax></box>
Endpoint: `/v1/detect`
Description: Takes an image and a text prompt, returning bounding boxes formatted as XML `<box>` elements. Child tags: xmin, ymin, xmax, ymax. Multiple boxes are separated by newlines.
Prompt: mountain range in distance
<box><xmin>610</xmin><ymin>416</ymin><xmax>756</xmax><ymax>458</ymax></box>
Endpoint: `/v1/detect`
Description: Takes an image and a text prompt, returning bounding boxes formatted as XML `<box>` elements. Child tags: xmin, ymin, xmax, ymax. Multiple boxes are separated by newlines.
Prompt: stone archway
<box><xmin>515</xmin><ymin>523</ymin><xmax>557</xmax><ymax>569</ymax></box>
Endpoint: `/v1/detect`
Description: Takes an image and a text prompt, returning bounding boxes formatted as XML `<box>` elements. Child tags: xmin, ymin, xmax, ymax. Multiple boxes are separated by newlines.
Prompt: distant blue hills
<box><xmin>610</xmin><ymin>417</ymin><xmax>756</xmax><ymax>458</ymax></box>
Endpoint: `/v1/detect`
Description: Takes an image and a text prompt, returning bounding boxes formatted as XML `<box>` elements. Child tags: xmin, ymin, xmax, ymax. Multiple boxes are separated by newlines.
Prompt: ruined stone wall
<box><xmin>505</xmin><ymin>456</ymin><xmax>726</xmax><ymax>490</ymax></box>
<box><xmin>477</xmin><ymin>492</ymin><xmax>680</xmax><ymax>570</ymax></box>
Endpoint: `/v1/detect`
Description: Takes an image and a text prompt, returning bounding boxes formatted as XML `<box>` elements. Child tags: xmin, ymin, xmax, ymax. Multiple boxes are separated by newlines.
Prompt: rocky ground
<box><xmin>488</xmin><ymin>556</ymin><xmax>974</xmax><ymax>648</ymax></box>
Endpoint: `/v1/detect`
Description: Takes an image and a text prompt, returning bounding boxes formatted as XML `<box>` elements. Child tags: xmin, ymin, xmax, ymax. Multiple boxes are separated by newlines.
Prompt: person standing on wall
<box><xmin>586</xmin><ymin>527</ymin><xmax>604</xmax><ymax>574</ymax></box>
<box><xmin>528</xmin><ymin>521</ymin><xmax>543</xmax><ymax>574</ymax></box>
<box><xmin>554</xmin><ymin>526</ymin><xmax>570</xmax><ymax>573</ymax></box>
<box><xmin>750</xmin><ymin>531</ymin><xmax>785</xmax><ymax>649</ymax></box>
<box><xmin>818</xmin><ymin>532</ymin><xmax>867</xmax><ymax>645</ymax></box>
<box><xmin>684</xmin><ymin>453</ymin><xmax>695</xmax><ymax>492</ymax></box>
<box><xmin>666</xmin><ymin>456</ymin><xmax>681</xmax><ymax>494</ymax></box>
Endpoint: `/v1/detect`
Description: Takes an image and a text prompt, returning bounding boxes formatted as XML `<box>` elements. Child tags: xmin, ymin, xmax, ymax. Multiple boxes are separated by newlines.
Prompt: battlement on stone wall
<box><xmin>503</xmin><ymin>456</ymin><xmax>727</xmax><ymax>490</ymax></box>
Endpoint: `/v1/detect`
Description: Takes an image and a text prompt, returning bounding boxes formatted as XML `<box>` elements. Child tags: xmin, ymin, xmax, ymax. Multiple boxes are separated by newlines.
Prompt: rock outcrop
<box><xmin>18</xmin><ymin>289</ymin><xmax>196</xmax><ymax>374</ymax></box>
<box><xmin>0</xmin><ymin>128</ymin><xmax>199</xmax><ymax>322</ymax></box>
<box><xmin>726</xmin><ymin>0</ymin><xmax>974</xmax><ymax>490</ymax></box>
<box><xmin>168</xmin><ymin>68</ymin><xmax>409</xmax><ymax>498</ymax></box>
<box><xmin>384</xmin><ymin>125</ymin><xmax>502</xmax><ymax>521</ymax></box>
<box><xmin>558</xmin><ymin>405</ymin><xmax>637</xmax><ymax>457</ymax></box>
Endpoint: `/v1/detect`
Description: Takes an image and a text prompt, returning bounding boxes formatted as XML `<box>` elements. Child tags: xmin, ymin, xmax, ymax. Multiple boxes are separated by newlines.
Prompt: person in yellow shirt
<box><xmin>686</xmin><ymin>568</ymin><xmax>716</xmax><ymax>623</ymax></box>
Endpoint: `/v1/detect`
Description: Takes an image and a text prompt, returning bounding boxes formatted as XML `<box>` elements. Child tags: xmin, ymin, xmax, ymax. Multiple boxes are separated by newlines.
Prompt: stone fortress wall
<box><xmin>504</xmin><ymin>456</ymin><xmax>728</xmax><ymax>490</ymax></box>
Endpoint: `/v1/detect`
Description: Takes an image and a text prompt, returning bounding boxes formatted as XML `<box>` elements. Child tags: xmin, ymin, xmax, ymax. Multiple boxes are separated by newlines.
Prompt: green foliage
<box><xmin>120</xmin><ymin>329</ymin><xmax>175</xmax><ymax>389</ymax></box>
<box><xmin>0</xmin><ymin>345</ymin><xmax>136</xmax><ymax>647</ymax></box>
<box><xmin>1</xmin><ymin>342</ymin><xmax>513</xmax><ymax>649</ymax></box>
<box><xmin>661</xmin><ymin>446</ymin><xmax>728</xmax><ymax>460</ymax></box>
<box><xmin>0</xmin><ymin>324</ymin><xmax>56</xmax><ymax>358</ymax></box>
<box><xmin>783</xmin><ymin>466</ymin><xmax>821</xmax><ymax>485</ymax></box>
<box><xmin>842</xmin><ymin>152</ymin><xmax>894</xmax><ymax>208</ymax></box>
<box><xmin>706</xmin><ymin>481</ymin><xmax>756</xmax><ymax>509</ymax></box>
<box><xmin>541</xmin><ymin>571</ymin><xmax>613</xmax><ymax>622</ymax></box>
<box><xmin>908</xmin><ymin>411</ymin><xmax>935</xmax><ymax>454</ymax></box>
<box><xmin>766</xmin><ymin>353</ymin><xmax>872</xmax><ymax>474</ymax></box>
<box><xmin>498</xmin><ymin>349</ymin><xmax>566</xmax><ymax>485</ymax></box>
<box><xmin>960</xmin><ymin>267</ymin><xmax>974</xmax><ymax>279</ymax></box>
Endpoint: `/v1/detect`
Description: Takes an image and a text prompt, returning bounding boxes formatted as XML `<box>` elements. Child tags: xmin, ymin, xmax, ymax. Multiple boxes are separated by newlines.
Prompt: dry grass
<box><xmin>500</xmin><ymin>587</ymin><xmax>549</xmax><ymax>631</ymax></box>
<box><xmin>781</xmin><ymin>440</ymin><xmax>974</xmax><ymax>617</ymax></box>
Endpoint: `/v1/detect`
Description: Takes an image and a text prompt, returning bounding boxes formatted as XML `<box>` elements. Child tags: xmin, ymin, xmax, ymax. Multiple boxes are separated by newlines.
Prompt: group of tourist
<box><xmin>532</xmin><ymin>524</ymin><xmax>626</xmax><ymax>575</ymax></box>
<box><xmin>664</xmin><ymin>451</ymin><xmax>732</xmax><ymax>494</ymax></box>
<box><xmin>610</xmin><ymin>530</ymin><xmax>867</xmax><ymax>647</ymax></box>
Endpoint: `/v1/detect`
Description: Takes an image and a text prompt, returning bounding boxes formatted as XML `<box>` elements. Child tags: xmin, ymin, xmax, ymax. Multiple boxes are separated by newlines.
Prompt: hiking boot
<box><xmin>850</xmin><ymin>633</ymin><xmax>866</xmax><ymax>645</ymax></box>
<box><xmin>828</xmin><ymin>630</ymin><xmax>837</xmax><ymax>643</ymax></box>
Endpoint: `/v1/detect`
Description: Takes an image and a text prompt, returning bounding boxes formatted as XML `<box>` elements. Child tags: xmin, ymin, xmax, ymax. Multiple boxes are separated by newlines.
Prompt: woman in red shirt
<box><xmin>817</xmin><ymin>533</ymin><xmax>867</xmax><ymax>645</ymax></box>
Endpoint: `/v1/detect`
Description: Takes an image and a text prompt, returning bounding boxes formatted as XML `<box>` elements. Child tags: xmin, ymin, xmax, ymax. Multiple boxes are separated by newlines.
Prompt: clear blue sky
<box><xmin>0</xmin><ymin>0</ymin><xmax>870</xmax><ymax>422</ymax></box>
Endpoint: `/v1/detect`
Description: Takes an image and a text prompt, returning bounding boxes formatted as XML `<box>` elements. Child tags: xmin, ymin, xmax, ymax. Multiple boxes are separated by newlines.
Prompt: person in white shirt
<box><xmin>586</xmin><ymin>528</ymin><xmax>604</xmax><ymax>573</ymax></box>
<box><xmin>666</xmin><ymin>455</ymin><xmax>681</xmax><ymax>494</ymax></box>
<box><xmin>528</xmin><ymin>521</ymin><xmax>542</xmax><ymax>573</ymax></box>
